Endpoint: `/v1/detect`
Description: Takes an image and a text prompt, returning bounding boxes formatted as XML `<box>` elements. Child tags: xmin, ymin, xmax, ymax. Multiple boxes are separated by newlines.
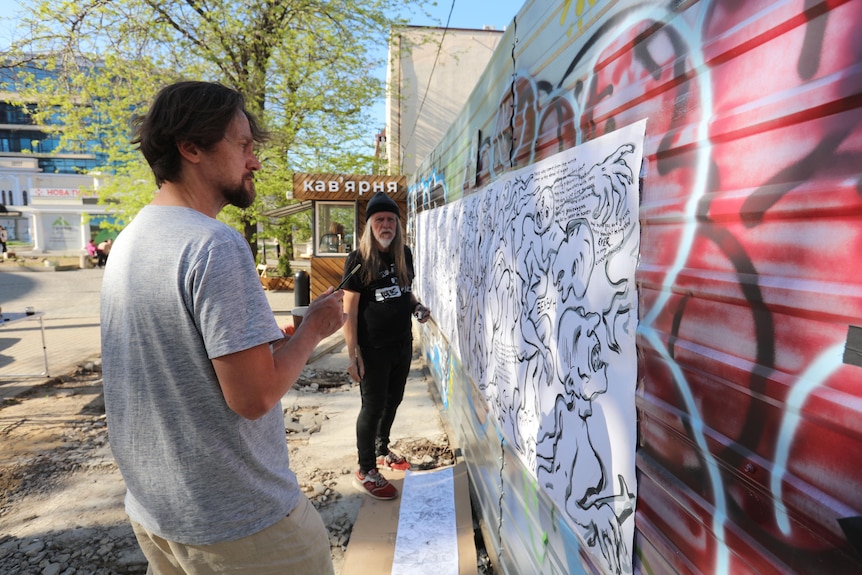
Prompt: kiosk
<box><xmin>292</xmin><ymin>173</ymin><xmax>407</xmax><ymax>299</ymax></box>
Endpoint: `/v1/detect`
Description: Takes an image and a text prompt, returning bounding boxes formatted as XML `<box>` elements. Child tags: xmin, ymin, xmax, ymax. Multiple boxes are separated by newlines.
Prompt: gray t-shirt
<box><xmin>101</xmin><ymin>205</ymin><xmax>293</xmax><ymax>545</ymax></box>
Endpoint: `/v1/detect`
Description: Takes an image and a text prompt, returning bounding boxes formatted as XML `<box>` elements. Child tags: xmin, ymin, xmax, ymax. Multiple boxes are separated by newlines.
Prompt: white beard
<box><xmin>376</xmin><ymin>236</ymin><xmax>393</xmax><ymax>249</ymax></box>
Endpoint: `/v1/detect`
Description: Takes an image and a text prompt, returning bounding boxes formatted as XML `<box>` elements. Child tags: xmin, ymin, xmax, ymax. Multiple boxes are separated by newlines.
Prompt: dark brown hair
<box><xmin>131</xmin><ymin>81</ymin><xmax>268</xmax><ymax>186</ymax></box>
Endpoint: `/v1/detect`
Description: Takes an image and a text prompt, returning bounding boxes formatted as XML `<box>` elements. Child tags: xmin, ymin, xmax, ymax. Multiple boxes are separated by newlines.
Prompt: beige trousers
<box><xmin>130</xmin><ymin>495</ymin><xmax>334</xmax><ymax>575</ymax></box>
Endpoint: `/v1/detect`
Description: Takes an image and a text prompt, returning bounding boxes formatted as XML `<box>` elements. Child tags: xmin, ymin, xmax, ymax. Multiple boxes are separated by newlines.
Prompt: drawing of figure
<box><xmin>515</xmin><ymin>185</ymin><xmax>562</xmax><ymax>384</ymax></box>
<box><xmin>552</xmin><ymin>217</ymin><xmax>595</xmax><ymax>304</ymax></box>
<box><xmin>536</xmin><ymin>307</ymin><xmax>634</xmax><ymax>574</ymax></box>
<box><xmin>458</xmin><ymin>197</ymin><xmax>489</xmax><ymax>386</ymax></box>
<box><xmin>557</xmin><ymin>142</ymin><xmax>637</xmax><ymax>356</ymax></box>
<box><xmin>586</xmin><ymin>143</ymin><xmax>635</xmax><ymax>224</ymax></box>
<box><xmin>481</xmin><ymin>184</ymin><xmax>565</xmax><ymax>461</ymax></box>
<box><xmin>488</xmin><ymin>177</ymin><xmax>530</xmax><ymax>341</ymax></box>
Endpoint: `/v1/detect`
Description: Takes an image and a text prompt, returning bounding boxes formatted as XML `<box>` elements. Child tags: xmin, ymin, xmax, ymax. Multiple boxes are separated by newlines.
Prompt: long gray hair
<box><xmin>358</xmin><ymin>217</ymin><xmax>410</xmax><ymax>287</ymax></box>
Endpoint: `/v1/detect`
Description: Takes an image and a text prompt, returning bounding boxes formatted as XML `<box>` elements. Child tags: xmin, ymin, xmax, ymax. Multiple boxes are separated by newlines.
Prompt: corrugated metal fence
<box><xmin>408</xmin><ymin>0</ymin><xmax>862</xmax><ymax>573</ymax></box>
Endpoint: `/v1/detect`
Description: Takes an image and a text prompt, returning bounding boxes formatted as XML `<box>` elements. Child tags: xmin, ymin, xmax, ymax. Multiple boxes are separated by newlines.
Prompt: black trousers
<box><xmin>356</xmin><ymin>339</ymin><xmax>412</xmax><ymax>473</ymax></box>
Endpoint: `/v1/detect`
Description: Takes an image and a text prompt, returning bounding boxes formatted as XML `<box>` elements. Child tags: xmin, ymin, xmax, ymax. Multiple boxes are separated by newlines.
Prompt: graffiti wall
<box><xmin>408</xmin><ymin>1</ymin><xmax>862</xmax><ymax>574</ymax></box>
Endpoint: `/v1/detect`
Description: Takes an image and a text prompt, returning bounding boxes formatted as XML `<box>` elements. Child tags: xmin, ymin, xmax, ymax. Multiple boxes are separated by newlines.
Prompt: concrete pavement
<box><xmin>0</xmin><ymin>265</ymin><xmax>298</xmax><ymax>395</ymax></box>
<box><xmin>1</xmin><ymin>266</ymin><xmax>104</xmax><ymax>400</ymax></box>
<box><xmin>0</xmin><ymin>266</ymin><xmax>440</xmax><ymax>418</ymax></box>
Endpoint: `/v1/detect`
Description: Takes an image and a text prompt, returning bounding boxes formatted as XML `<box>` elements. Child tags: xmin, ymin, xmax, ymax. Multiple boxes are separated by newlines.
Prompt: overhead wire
<box><xmin>401</xmin><ymin>0</ymin><xmax>456</xmax><ymax>156</ymax></box>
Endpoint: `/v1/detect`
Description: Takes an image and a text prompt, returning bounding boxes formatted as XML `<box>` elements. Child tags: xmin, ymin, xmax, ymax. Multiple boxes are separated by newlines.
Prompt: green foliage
<box><xmin>276</xmin><ymin>252</ymin><xmax>292</xmax><ymax>278</ymax></box>
<box><xmin>1</xmin><ymin>0</ymin><xmax>430</xmax><ymax>249</ymax></box>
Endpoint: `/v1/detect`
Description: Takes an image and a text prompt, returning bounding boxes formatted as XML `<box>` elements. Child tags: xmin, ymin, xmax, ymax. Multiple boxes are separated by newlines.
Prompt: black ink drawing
<box><xmin>414</xmin><ymin>121</ymin><xmax>646</xmax><ymax>574</ymax></box>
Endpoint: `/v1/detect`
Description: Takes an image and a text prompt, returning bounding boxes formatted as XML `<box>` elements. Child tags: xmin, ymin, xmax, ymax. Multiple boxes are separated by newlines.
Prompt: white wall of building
<box><xmin>386</xmin><ymin>26</ymin><xmax>504</xmax><ymax>178</ymax></box>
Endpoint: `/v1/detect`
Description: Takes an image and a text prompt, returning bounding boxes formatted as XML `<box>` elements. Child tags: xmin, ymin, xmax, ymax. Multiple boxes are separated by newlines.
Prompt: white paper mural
<box><xmin>391</xmin><ymin>467</ymin><xmax>459</xmax><ymax>575</ymax></box>
<box><xmin>413</xmin><ymin>120</ymin><xmax>646</xmax><ymax>574</ymax></box>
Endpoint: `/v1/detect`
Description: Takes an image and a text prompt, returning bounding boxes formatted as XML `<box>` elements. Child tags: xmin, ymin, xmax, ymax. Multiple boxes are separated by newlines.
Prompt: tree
<box><xmin>1</xmin><ymin>0</ymin><xmax>430</xmax><ymax>258</ymax></box>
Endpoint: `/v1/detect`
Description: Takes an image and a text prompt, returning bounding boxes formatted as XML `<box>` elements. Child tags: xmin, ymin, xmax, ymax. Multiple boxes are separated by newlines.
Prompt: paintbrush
<box><xmin>335</xmin><ymin>263</ymin><xmax>361</xmax><ymax>291</ymax></box>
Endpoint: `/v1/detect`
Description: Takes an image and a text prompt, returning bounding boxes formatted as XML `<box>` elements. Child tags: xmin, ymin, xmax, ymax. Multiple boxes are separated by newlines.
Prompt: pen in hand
<box><xmin>335</xmin><ymin>263</ymin><xmax>361</xmax><ymax>291</ymax></box>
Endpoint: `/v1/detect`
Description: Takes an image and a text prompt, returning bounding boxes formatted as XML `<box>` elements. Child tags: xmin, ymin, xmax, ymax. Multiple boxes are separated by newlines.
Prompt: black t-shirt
<box><xmin>343</xmin><ymin>247</ymin><xmax>414</xmax><ymax>348</ymax></box>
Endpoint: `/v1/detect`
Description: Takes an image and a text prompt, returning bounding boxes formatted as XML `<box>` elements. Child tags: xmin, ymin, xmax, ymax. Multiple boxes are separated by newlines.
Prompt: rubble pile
<box><xmin>0</xmin><ymin>528</ymin><xmax>146</xmax><ymax>575</ymax></box>
<box><xmin>0</xmin><ymin>361</ymin><xmax>460</xmax><ymax>575</ymax></box>
<box><xmin>0</xmin><ymin>366</ymin><xmax>145</xmax><ymax>575</ymax></box>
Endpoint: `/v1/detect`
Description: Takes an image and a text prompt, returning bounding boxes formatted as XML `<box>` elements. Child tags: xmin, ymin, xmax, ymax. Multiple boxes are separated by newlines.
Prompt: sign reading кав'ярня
<box><xmin>292</xmin><ymin>173</ymin><xmax>407</xmax><ymax>201</ymax></box>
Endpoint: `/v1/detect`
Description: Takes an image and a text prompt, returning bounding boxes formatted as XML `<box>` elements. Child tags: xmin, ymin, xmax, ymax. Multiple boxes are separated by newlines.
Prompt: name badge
<box><xmin>376</xmin><ymin>285</ymin><xmax>402</xmax><ymax>301</ymax></box>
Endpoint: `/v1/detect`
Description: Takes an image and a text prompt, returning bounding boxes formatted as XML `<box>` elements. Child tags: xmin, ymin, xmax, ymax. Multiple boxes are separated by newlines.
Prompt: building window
<box><xmin>315</xmin><ymin>201</ymin><xmax>356</xmax><ymax>256</ymax></box>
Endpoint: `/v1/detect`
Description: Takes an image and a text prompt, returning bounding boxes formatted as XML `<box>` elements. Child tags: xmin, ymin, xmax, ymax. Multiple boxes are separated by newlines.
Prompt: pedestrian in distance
<box><xmin>341</xmin><ymin>191</ymin><xmax>431</xmax><ymax>500</ymax></box>
<box><xmin>84</xmin><ymin>238</ymin><xmax>98</xmax><ymax>269</ymax></box>
<box><xmin>96</xmin><ymin>238</ymin><xmax>112</xmax><ymax>267</ymax></box>
<box><xmin>100</xmin><ymin>81</ymin><xmax>346</xmax><ymax>575</ymax></box>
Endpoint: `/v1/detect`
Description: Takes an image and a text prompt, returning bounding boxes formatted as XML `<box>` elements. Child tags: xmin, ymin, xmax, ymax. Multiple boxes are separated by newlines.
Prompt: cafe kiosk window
<box><xmin>315</xmin><ymin>201</ymin><xmax>356</xmax><ymax>256</ymax></box>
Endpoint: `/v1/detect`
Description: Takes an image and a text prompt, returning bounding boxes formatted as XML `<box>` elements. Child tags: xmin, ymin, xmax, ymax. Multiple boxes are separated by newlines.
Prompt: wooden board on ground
<box><xmin>342</xmin><ymin>462</ymin><xmax>475</xmax><ymax>575</ymax></box>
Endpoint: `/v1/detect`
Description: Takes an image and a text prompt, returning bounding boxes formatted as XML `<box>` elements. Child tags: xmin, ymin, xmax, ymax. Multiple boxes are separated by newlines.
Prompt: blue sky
<box><xmin>413</xmin><ymin>0</ymin><xmax>523</xmax><ymax>30</ymax></box>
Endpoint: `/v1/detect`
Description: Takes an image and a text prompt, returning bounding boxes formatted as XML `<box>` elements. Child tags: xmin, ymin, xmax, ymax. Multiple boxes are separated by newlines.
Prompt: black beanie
<box><xmin>365</xmin><ymin>191</ymin><xmax>399</xmax><ymax>218</ymax></box>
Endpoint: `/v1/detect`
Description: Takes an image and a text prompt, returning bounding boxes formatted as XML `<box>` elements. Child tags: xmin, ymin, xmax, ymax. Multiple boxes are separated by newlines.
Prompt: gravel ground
<box><xmin>0</xmin><ymin>360</ymin><xmax>484</xmax><ymax>575</ymax></box>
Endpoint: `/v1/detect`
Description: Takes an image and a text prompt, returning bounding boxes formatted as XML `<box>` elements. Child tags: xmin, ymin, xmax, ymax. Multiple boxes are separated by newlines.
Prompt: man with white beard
<box><xmin>341</xmin><ymin>191</ymin><xmax>431</xmax><ymax>500</ymax></box>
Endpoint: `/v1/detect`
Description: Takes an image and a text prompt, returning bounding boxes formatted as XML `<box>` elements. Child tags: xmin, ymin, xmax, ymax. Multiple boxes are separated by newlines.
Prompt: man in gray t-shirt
<box><xmin>101</xmin><ymin>81</ymin><xmax>345</xmax><ymax>574</ymax></box>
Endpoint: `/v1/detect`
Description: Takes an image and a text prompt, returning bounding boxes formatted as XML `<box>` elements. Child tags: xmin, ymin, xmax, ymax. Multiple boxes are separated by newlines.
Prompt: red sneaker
<box><xmin>353</xmin><ymin>468</ymin><xmax>398</xmax><ymax>500</ymax></box>
<box><xmin>376</xmin><ymin>452</ymin><xmax>412</xmax><ymax>471</ymax></box>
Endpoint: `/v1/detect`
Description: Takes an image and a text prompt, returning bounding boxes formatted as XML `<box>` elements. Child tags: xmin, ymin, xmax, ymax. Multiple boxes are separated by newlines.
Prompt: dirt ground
<box><xmin>0</xmin><ymin>358</ymin><xmax>465</xmax><ymax>575</ymax></box>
